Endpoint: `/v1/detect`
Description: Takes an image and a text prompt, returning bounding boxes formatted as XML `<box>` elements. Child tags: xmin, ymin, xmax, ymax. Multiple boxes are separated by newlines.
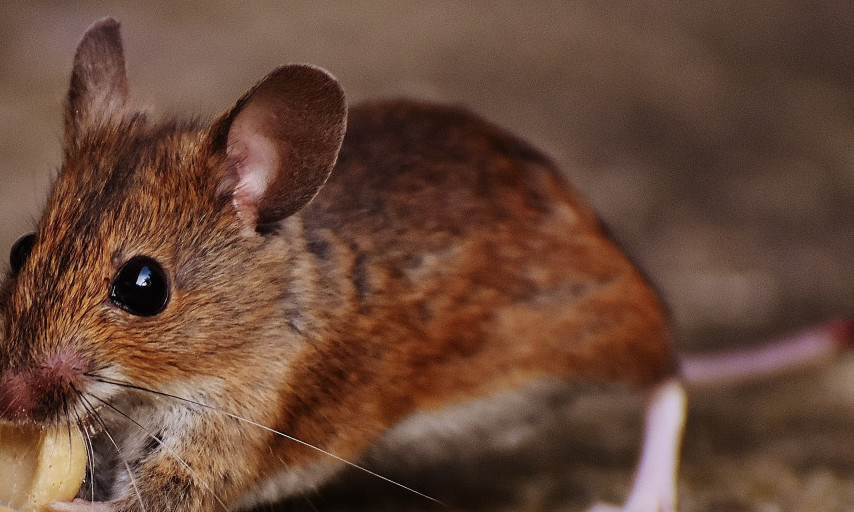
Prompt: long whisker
<box><xmin>75</xmin><ymin>388</ymin><xmax>148</xmax><ymax>512</ymax></box>
<box><xmin>62</xmin><ymin>392</ymin><xmax>92</xmax><ymax>503</ymax></box>
<box><xmin>61</xmin><ymin>394</ymin><xmax>74</xmax><ymax>467</ymax></box>
<box><xmin>89</xmin><ymin>374</ymin><xmax>445</xmax><ymax>506</ymax></box>
<box><xmin>86</xmin><ymin>392</ymin><xmax>230</xmax><ymax>512</ymax></box>
<box><xmin>71</xmin><ymin>405</ymin><xmax>97</xmax><ymax>504</ymax></box>
<box><xmin>82</xmin><ymin>417</ymin><xmax>97</xmax><ymax>504</ymax></box>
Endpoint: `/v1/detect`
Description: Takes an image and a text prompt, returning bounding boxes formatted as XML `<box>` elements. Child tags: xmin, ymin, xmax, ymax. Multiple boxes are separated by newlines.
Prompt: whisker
<box><xmin>63</xmin><ymin>404</ymin><xmax>84</xmax><ymax>490</ymax></box>
<box><xmin>71</xmin><ymin>405</ymin><xmax>97</xmax><ymax>504</ymax></box>
<box><xmin>86</xmin><ymin>392</ymin><xmax>230</xmax><ymax>512</ymax></box>
<box><xmin>88</xmin><ymin>374</ymin><xmax>445</xmax><ymax>506</ymax></box>
<box><xmin>76</xmin><ymin>387</ymin><xmax>148</xmax><ymax>512</ymax></box>
<box><xmin>61</xmin><ymin>394</ymin><xmax>74</xmax><ymax>463</ymax></box>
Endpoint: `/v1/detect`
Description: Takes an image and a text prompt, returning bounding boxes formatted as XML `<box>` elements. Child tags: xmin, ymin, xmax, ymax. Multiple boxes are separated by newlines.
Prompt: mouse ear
<box><xmin>64</xmin><ymin>17</ymin><xmax>130</xmax><ymax>143</ymax></box>
<box><xmin>210</xmin><ymin>64</ymin><xmax>347</xmax><ymax>228</ymax></box>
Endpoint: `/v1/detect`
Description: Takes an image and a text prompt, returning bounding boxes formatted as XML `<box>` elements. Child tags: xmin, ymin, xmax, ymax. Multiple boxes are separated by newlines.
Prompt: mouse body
<box><xmin>227</xmin><ymin>97</ymin><xmax>677</xmax><ymax>507</ymax></box>
<box><xmin>0</xmin><ymin>17</ymin><xmax>692</xmax><ymax>512</ymax></box>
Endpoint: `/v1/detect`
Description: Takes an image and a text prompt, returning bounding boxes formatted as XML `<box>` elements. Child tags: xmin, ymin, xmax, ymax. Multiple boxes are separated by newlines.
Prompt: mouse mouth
<box><xmin>78</xmin><ymin>402</ymin><xmax>108</xmax><ymax>436</ymax></box>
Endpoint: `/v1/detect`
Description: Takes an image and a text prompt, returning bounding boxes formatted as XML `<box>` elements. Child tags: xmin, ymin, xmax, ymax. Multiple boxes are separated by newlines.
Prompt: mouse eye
<box><xmin>110</xmin><ymin>256</ymin><xmax>169</xmax><ymax>317</ymax></box>
<box><xmin>9</xmin><ymin>233</ymin><xmax>36</xmax><ymax>274</ymax></box>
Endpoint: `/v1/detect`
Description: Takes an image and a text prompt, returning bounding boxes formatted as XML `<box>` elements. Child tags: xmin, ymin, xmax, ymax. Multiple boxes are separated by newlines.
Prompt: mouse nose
<box><xmin>0</xmin><ymin>349</ymin><xmax>87</xmax><ymax>424</ymax></box>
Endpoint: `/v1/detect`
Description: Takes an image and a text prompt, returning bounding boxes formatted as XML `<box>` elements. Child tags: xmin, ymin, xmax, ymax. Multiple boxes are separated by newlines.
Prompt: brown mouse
<box><xmin>1</xmin><ymin>18</ymin><xmax>850</xmax><ymax>512</ymax></box>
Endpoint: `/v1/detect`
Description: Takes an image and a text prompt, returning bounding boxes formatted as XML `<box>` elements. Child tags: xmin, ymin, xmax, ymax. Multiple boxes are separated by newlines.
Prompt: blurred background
<box><xmin>1</xmin><ymin>2</ymin><xmax>853</xmax><ymax>510</ymax></box>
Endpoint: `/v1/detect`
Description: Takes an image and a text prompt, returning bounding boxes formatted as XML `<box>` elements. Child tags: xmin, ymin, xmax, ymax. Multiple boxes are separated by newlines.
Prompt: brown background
<box><xmin>1</xmin><ymin>2</ymin><xmax>853</xmax><ymax>511</ymax></box>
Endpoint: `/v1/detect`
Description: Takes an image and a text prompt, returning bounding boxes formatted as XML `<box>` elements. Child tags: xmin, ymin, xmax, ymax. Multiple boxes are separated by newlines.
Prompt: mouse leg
<box><xmin>47</xmin><ymin>499</ymin><xmax>113</xmax><ymax>512</ymax></box>
<box><xmin>588</xmin><ymin>378</ymin><xmax>687</xmax><ymax>512</ymax></box>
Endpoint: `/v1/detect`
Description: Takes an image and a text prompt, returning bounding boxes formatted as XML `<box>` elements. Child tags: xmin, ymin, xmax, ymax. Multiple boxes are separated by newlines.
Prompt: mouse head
<box><xmin>0</xmin><ymin>18</ymin><xmax>346</xmax><ymax>425</ymax></box>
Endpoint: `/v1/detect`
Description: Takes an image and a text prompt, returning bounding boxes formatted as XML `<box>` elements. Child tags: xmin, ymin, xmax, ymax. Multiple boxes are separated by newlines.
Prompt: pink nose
<box><xmin>0</xmin><ymin>350</ymin><xmax>87</xmax><ymax>423</ymax></box>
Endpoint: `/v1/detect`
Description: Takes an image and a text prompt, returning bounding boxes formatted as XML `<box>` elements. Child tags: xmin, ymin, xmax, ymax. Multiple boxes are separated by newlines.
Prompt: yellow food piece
<box><xmin>0</xmin><ymin>422</ymin><xmax>86</xmax><ymax>512</ymax></box>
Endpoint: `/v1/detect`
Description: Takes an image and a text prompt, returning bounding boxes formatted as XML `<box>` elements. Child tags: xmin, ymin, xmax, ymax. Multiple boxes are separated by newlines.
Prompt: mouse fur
<box><xmin>0</xmin><ymin>18</ymin><xmax>674</xmax><ymax>512</ymax></box>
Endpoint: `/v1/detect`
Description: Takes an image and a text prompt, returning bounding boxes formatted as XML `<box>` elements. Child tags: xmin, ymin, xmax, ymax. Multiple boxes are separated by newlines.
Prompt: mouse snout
<box><xmin>0</xmin><ymin>348</ymin><xmax>88</xmax><ymax>424</ymax></box>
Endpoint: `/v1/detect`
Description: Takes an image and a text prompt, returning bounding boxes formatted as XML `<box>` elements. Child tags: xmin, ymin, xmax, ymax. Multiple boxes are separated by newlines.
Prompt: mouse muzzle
<box><xmin>0</xmin><ymin>346</ymin><xmax>89</xmax><ymax>425</ymax></box>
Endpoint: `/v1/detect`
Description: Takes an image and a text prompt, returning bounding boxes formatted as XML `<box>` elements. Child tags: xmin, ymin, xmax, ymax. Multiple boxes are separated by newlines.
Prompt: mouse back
<box><xmin>297</xmin><ymin>100</ymin><xmax>675</xmax><ymax>399</ymax></box>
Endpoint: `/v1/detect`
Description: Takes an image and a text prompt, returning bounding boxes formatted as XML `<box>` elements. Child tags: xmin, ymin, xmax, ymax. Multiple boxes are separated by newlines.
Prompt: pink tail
<box><xmin>679</xmin><ymin>317</ymin><xmax>854</xmax><ymax>386</ymax></box>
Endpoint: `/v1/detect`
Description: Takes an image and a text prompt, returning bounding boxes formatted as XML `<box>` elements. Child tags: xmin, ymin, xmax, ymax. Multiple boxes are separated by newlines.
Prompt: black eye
<box><xmin>110</xmin><ymin>256</ymin><xmax>170</xmax><ymax>317</ymax></box>
<box><xmin>9</xmin><ymin>233</ymin><xmax>36</xmax><ymax>274</ymax></box>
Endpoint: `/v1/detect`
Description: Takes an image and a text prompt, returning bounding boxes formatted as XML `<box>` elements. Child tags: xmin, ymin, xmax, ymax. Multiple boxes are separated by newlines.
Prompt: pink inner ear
<box><xmin>226</xmin><ymin>114</ymin><xmax>279</xmax><ymax>209</ymax></box>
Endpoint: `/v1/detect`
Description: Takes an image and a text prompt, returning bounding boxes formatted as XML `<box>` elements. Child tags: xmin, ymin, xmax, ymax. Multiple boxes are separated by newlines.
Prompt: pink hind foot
<box><xmin>587</xmin><ymin>379</ymin><xmax>686</xmax><ymax>512</ymax></box>
<box><xmin>47</xmin><ymin>499</ymin><xmax>114</xmax><ymax>512</ymax></box>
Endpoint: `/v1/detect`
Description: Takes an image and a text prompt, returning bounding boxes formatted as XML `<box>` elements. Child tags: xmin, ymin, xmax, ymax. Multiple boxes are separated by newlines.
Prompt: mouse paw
<box><xmin>585</xmin><ymin>380</ymin><xmax>685</xmax><ymax>512</ymax></box>
<box><xmin>586</xmin><ymin>503</ymin><xmax>621</xmax><ymax>512</ymax></box>
<box><xmin>586</xmin><ymin>503</ymin><xmax>626</xmax><ymax>512</ymax></box>
<box><xmin>586</xmin><ymin>500</ymin><xmax>675</xmax><ymax>512</ymax></box>
<box><xmin>46</xmin><ymin>499</ymin><xmax>114</xmax><ymax>512</ymax></box>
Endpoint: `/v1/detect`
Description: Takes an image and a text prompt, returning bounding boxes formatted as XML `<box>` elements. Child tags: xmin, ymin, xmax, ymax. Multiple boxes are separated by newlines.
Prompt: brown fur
<box><xmin>0</xmin><ymin>18</ymin><xmax>673</xmax><ymax>512</ymax></box>
<box><xmin>253</xmin><ymin>99</ymin><xmax>676</xmax><ymax>482</ymax></box>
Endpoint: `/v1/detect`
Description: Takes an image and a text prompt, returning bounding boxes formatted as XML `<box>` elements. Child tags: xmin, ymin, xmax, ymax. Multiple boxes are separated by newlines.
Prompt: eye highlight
<box><xmin>110</xmin><ymin>256</ymin><xmax>169</xmax><ymax>317</ymax></box>
<box><xmin>9</xmin><ymin>233</ymin><xmax>36</xmax><ymax>275</ymax></box>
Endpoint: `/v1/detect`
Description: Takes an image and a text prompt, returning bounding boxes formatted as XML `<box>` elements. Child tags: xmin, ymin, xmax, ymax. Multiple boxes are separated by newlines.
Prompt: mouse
<box><xmin>0</xmin><ymin>18</ymin><xmax>851</xmax><ymax>512</ymax></box>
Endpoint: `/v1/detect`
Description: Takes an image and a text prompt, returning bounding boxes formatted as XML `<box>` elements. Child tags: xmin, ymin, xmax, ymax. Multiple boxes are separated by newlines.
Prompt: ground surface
<box><xmin>1</xmin><ymin>2</ymin><xmax>853</xmax><ymax>511</ymax></box>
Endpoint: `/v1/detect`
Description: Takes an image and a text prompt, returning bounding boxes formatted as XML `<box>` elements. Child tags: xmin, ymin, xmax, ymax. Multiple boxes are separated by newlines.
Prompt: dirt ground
<box><xmin>2</xmin><ymin>2</ymin><xmax>854</xmax><ymax>511</ymax></box>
